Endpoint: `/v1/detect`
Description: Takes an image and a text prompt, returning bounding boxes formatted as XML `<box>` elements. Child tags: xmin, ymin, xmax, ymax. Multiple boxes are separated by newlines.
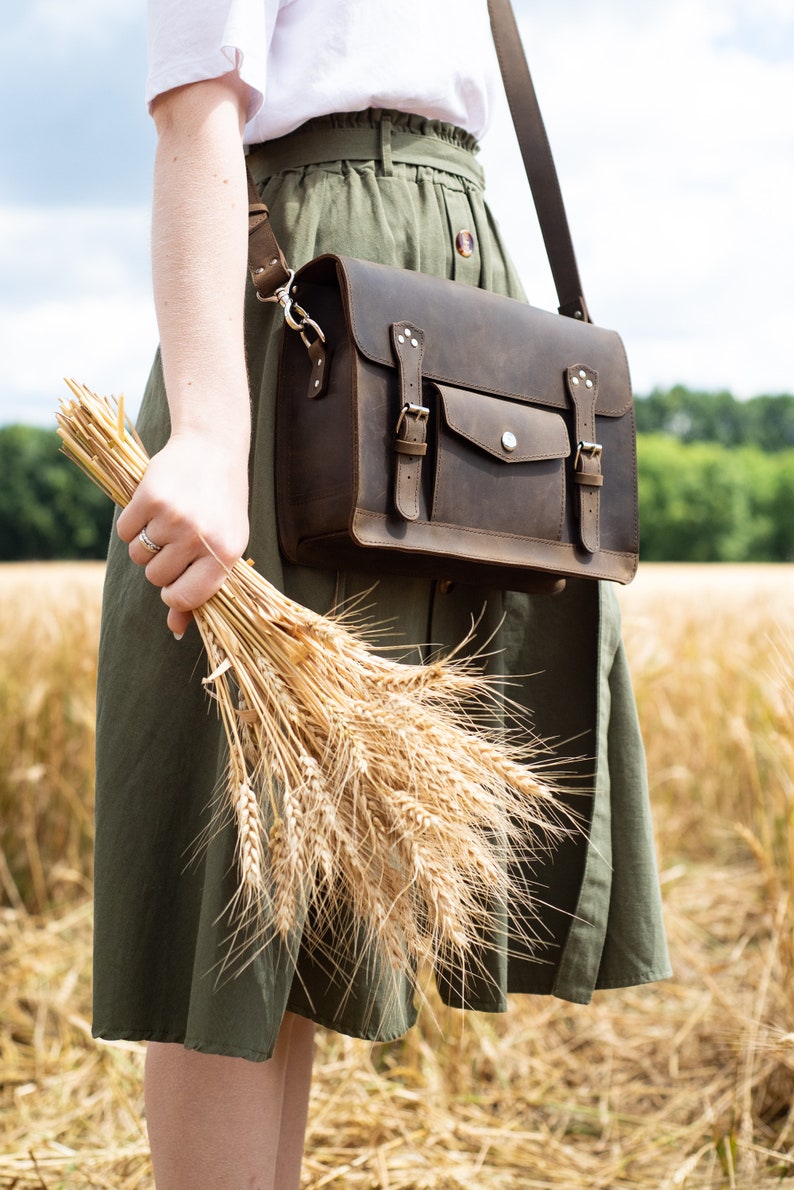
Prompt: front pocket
<box><xmin>432</xmin><ymin>383</ymin><xmax>570</xmax><ymax>541</ymax></box>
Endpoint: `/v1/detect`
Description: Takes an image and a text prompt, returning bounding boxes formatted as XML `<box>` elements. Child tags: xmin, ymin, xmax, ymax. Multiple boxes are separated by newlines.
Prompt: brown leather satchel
<box><xmin>247</xmin><ymin>0</ymin><xmax>638</xmax><ymax>594</ymax></box>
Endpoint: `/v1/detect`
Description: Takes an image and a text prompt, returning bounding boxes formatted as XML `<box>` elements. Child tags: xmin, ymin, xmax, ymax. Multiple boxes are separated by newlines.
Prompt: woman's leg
<box><xmin>144</xmin><ymin>1012</ymin><xmax>315</xmax><ymax>1190</ymax></box>
<box><xmin>273</xmin><ymin>1013</ymin><xmax>316</xmax><ymax>1187</ymax></box>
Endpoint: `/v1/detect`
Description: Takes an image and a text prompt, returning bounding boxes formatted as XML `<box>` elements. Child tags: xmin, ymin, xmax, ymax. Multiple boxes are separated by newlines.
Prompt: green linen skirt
<box><xmin>92</xmin><ymin>110</ymin><xmax>670</xmax><ymax>1062</ymax></box>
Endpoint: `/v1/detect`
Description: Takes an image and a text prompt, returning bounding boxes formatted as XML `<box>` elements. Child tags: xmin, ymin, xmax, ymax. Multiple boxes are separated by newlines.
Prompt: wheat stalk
<box><xmin>57</xmin><ymin>379</ymin><xmax>571</xmax><ymax>986</ymax></box>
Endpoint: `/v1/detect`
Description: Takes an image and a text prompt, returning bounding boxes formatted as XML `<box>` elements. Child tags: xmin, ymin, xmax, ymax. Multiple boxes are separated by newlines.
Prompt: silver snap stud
<box><xmin>572</xmin><ymin>375</ymin><xmax>580</xmax><ymax>385</ymax></box>
<box><xmin>501</xmin><ymin>431</ymin><xmax>517</xmax><ymax>452</ymax></box>
<box><xmin>585</xmin><ymin>378</ymin><xmax>593</xmax><ymax>388</ymax></box>
<box><xmin>579</xmin><ymin>369</ymin><xmax>587</xmax><ymax>379</ymax></box>
<box><xmin>397</xmin><ymin>334</ymin><xmax>405</xmax><ymax>344</ymax></box>
<box><xmin>411</xmin><ymin>338</ymin><xmax>419</xmax><ymax>348</ymax></box>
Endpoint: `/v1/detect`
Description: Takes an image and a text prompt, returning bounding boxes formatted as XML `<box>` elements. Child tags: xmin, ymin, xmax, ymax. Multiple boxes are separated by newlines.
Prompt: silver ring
<box><xmin>138</xmin><ymin>526</ymin><xmax>163</xmax><ymax>554</ymax></box>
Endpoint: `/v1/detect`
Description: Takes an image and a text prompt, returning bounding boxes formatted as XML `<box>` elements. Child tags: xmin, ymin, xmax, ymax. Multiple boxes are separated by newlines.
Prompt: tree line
<box><xmin>0</xmin><ymin>424</ymin><xmax>113</xmax><ymax>561</ymax></box>
<box><xmin>635</xmin><ymin>385</ymin><xmax>794</xmax><ymax>452</ymax></box>
<box><xmin>1</xmin><ymin>387</ymin><xmax>793</xmax><ymax>563</ymax></box>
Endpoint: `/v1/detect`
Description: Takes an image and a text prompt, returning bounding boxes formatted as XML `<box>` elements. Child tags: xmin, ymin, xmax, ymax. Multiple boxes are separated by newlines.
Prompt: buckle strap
<box><xmin>391</xmin><ymin>323</ymin><xmax>427</xmax><ymax>522</ymax></box>
<box><xmin>246</xmin><ymin>171</ymin><xmax>291</xmax><ymax>298</ymax></box>
<box><xmin>566</xmin><ymin>365</ymin><xmax>602</xmax><ymax>553</ymax></box>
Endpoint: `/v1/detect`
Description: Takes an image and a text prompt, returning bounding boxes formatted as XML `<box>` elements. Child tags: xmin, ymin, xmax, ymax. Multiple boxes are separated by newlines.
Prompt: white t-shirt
<box><xmin>146</xmin><ymin>0</ymin><xmax>502</xmax><ymax>143</ymax></box>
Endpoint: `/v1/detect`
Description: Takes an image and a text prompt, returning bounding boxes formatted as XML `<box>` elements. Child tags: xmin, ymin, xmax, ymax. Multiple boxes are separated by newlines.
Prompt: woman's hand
<box><xmin>117</xmin><ymin>429</ymin><xmax>250</xmax><ymax>637</ymax></box>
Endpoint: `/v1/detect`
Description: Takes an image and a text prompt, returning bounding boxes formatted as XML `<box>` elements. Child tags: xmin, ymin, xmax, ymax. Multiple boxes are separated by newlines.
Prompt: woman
<box><xmin>93</xmin><ymin>2</ymin><xmax>670</xmax><ymax>1185</ymax></box>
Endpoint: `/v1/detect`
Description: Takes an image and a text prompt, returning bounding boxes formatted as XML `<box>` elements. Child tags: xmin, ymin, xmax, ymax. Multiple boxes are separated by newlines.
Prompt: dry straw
<box><xmin>56</xmin><ymin>379</ymin><xmax>566</xmax><ymax>983</ymax></box>
<box><xmin>4</xmin><ymin>563</ymin><xmax>794</xmax><ymax>1186</ymax></box>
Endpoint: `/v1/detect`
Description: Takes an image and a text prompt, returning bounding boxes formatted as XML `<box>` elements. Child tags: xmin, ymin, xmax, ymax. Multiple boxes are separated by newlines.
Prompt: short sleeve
<box><xmin>146</xmin><ymin>0</ymin><xmax>279</xmax><ymax>121</ymax></box>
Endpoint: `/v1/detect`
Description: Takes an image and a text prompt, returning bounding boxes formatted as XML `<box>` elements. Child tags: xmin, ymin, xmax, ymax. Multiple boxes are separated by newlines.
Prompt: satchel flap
<box><xmin>436</xmin><ymin>383</ymin><xmax>570</xmax><ymax>462</ymax></box>
<box><xmin>296</xmin><ymin>255</ymin><xmax>633</xmax><ymax>418</ymax></box>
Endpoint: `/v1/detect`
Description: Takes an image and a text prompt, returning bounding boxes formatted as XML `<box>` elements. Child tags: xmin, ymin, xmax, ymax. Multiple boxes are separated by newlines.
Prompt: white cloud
<box><xmin>19</xmin><ymin>0</ymin><xmax>141</xmax><ymax>50</ymax></box>
<box><xmin>0</xmin><ymin>206</ymin><xmax>155</xmax><ymax>426</ymax></box>
<box><xmin>481</xmin><ymin>0</ymin><xmax>794</xmax><ymax>396</ymax></box>
<box><xmin>0</xmin><ymin>205</ymin><xmax>151</xmax><ymax>293</ymax></box>
<box><xmin>0</xmin><ymin>296</ymin><xmax>157</xmax><ymax>427</ymax></box>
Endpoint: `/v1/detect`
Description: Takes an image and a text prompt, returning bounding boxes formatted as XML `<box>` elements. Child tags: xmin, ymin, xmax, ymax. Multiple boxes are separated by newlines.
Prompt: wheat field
<box><xmin>1</xmin><ymin>562</ymin><xmax>793</xmax><ymax>1189</ymax></box>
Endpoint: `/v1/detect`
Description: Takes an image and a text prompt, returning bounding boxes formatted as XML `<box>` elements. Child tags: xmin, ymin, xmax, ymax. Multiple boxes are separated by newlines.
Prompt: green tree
<box><xmin>0</xmin><ymin>425</ymin><xmax>113</xmax><ymax>560</ymax></box>
<box><xmin>635</xmin><ymin>387</ymin><xmax>794</xmax><ymax>452</ymax></box>
<box><xmin>766</xmin><ymin>455</ymin><xmax>794</xmax><ymax>560</ymax></box>
<box><xmin>637</xmin><ymin>434</ymin><xmax>794</xmax><ymax>562</ymax></box>
<box><xmin>743</xmin><ymin>394</ymin><xmax>794</xmax><ymax>452</ymax></box>
<box><xmin>638</xmin><ymin>436</ymin><xmax>749</xmax><ymax>560</ymax></box>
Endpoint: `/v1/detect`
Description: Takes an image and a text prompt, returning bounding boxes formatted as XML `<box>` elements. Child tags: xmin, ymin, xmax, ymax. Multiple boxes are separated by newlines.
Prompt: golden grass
<box><xmin>0</xmin><ymin>562</ymin><xmax>104</xmax><ymax>911</ymax></box>
<box><xmin>2</xmin><ymin>562</ymin><xmax>794</xmax><ymax>1188</ymax></box>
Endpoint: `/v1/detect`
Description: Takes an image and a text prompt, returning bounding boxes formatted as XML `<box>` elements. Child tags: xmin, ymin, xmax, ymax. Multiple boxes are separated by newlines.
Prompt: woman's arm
<box><xmin>117</xmin><ymin>72</ymin><xmax>252</xmax><ymax>637</ymax></box>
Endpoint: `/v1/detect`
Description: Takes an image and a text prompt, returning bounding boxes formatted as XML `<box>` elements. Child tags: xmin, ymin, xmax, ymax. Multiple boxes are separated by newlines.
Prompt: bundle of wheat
<box><xmin>57</xmin><ymin>379</ymin><xmax>567</xmax><ymax>981</ymax></box>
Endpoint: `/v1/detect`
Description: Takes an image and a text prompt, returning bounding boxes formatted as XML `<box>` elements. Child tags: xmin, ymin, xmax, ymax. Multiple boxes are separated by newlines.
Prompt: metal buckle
<box><xmin>395</xmin><ymin>403</ymin><xmax>430</xmax><ymax>433</ymax></box>
<box><xmin>574</xmin><ymin>440</ymin><xmax>602</xmax><ymax>470</ymax></box>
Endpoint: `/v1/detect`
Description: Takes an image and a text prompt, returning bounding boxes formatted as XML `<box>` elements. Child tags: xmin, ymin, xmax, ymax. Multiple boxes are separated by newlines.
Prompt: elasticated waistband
<box><xmin>247</xmin><ymin>108</ymin><xmax>484</xmax><ymax>189</ymax></box>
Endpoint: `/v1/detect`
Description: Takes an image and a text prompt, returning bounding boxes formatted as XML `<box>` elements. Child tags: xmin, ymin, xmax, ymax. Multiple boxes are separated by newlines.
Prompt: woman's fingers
<box><xmin>114</xmin><ymin>434</ymin><xmax>250</xmax><ymax>631</ymax></box>
<box><xmin>160</xmin><ymin>552</ymin><xmax>232</xmax><ymax>614</ymax></box>
<box><xmin>127</xmin><ymin>534</ymin><xmax>233</xmax><ymax>638</ymax></box>
<box><xmin>127</xmin><ymin>523</ymin><xmax>169</xmax><ymax>566</ymax></box>
<box><xmin>128</xmin><ymin>526</ymin><xmax>235</xmax><ymax>610</ymax></box>
<box><xmin>116</xmin><ymin>497</ymin><xmax>157</xmax><ymax>546</ymax></box>
<box><xmin>164</xmin><ymin>607</ymin><xmax>193</xmax><ymax>639</ymax></box>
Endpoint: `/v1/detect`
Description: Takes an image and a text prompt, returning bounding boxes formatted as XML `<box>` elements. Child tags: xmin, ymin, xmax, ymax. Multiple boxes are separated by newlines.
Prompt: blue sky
<box><xmin>1</xmin><ymin>0</ymin><xmax>793</xmax><ymax>426</ymax></box>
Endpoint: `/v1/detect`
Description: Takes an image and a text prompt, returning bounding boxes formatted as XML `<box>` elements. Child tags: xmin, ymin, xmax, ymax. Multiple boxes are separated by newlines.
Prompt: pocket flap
<box><xmin>435</xmin><ymin>383</ymin><xmax>571</xmax><ymax>463</ymax></box>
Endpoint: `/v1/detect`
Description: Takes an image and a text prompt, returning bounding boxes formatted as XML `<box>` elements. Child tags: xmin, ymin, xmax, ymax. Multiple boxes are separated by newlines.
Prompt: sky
<box><xmin>1</xmin><ymin>0</ymin><xmax>793</xmax><ymax>427</ymax></box>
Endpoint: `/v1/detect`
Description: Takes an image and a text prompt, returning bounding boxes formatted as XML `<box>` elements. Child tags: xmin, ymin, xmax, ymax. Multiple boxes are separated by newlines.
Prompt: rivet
<box><xmin>404</xmin><ymin>327</ymin><xmax>412</xmax><ymax>336</ymax></box>
<box><xmin>397</xmin><ymin>334</ymin><xmax>405</xmax><ymax>344</ymax></box>
<box><xmin>501</xmin><ymin>431</ymin><xmax>517</xmax><ymax>452</ymax></box>
<box><xmin>411</xmin><ymin>338</ymin><xmax>419</xmax><ymax>348</ymax></box>
<box><xmin>314</xmin><ymin>379</ymin><xmax>320</xmax><ymax>388</ymax></box>
<box><xmin>585</xmin><ymin>378</ymin><xmax>593</xmax><ymax>388</ymax></box>
<box><xmin>455</xmin><ymin>229</ymin><xmax>475</xmax><ymax>258</ymax></box>
<box><xmin>579</xmin><ymin>369</ymin><xmax>587</xmax><ymax>379</ymax></box>
<box><xmin>572</xmin><ymin>376</ymin><xmax>580</xmax><ymax>385</ymax></box>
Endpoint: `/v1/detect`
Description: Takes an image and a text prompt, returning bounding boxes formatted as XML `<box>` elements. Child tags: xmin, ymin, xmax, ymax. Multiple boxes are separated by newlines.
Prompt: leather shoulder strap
<box><xmin>487</xmin><ymin>0</ymin><xmax>589</xmax><ymax>322</ymax></box>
